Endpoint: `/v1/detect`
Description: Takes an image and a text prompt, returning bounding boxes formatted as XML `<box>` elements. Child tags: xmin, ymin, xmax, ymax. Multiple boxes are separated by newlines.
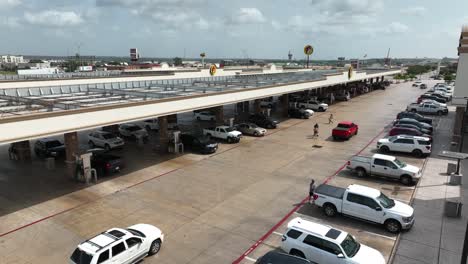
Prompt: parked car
<box><xmin>377</xmin><ymin>135</ymin><xmax>431</xmax><ymax>157</ymax></box>
<box><xmin>260</xmin><ymin>98</ymin><xmax>276</xmax><ymax>108</ymax></box>
<box><xmin>430</xmin><ymin>91</ymin><xmax>451</xmax><ymax>101</ymax></box>
<box><xmin>118</xmin><ymin>124</ymin><xmax>149</xmax><ymax>139</ymax></box>
<box><xmin>235</xmin><ymin>123</ymin><xmax>267</xmax><ymax>136</ymax></box>
<box><xmin>393</xmin><ymin>123</ymin><xmax>431</xmax><ymax>135</ymax></box>
<box><xmin>332</xmin><ymin>121</ymin><xmax>359</xmax><ymax>140</ymax></box>
<box><xmin>420</xmin><ymin>83</ymin><xmax>427</xmax><ymax>89</ymax></box>
<box><xmin>396</xmin><ymin>111</ymin><xmax>432</xmax><ymax>125</ymax></box>
<box><xmin>194</xmin><ymin>111</ymin><xmax>216</xmax><ymax>121</ymax></box>
<box><xmin>313</xmin><ymin>184</ymin><xmax>415</xmax><ymax>233</ymax></box>
<box><xmin>346</xmin><ymin>154</ymin><xmax>421</xmax><ymax>185</ymax></box>
<box><xmin>255</xmin><ymin>251</ymin><xmax>311</xmax><ymax>264</ymax></box>
<box><xmin>34</xmin><ymin>138</ymin><xmax>66</xmax><ymax>158</ymax></box>
<box><xmin>88</xmin><ymin>131</ymin><xmax>124</xmax><ymax>151</ymax></box>
<box><xmin>407</xmin><ymin>102</ymin><xmax>448</xmax><ymax>115</ymax></box>
<box><xmin>388</xmin><ymin>127</ymin><xmax>432</xmax><ymax>141</ymax></box>
<box><xmin>203</xmin><ymin>126</ymin><xmax>242</xmax><ymax>143</ymax></box>
<box><xmin>394</xmin><ymin>118</ymin><xmax>433</xmax><ymax>132</ymax></box>
<box><xmin>70</xmin><ymin>224</ymin><xmax>164</xmax><ymax>264</ymax></box>
<box><xmin>292</xmin><ymin>100</ymin><xmax>328</xmax><ymax>112</ymax></box>
<box><xmin>420</xmin><ymin>99</ymin><xmax>447</xmax><ymax>108</ymax></box>
<box><xmin>335</xmin><ymin>92</ymin><xmax>351</xmax><ymax>101</ymax></box>
<box><xmin>281</xmin><ymin>217</ymin><xmax>385</xmax><ymax>264</ymax></box>
<box><xmin>412</xmin><ymin>81</ymin><xmax>422</xmax><ymax>87</ymax></box>
<box><xmin>249</xmin><ymin>113</ymin><xmax>279</xmax><ymax>129</ymax></box>
<box><xmin>288</xmin><ymin>108</ymin><xmax>312</xmax><ymax>119</ymax></box>
<box><xmin>417</xmin><ymin>94</ymin><xmax>447</xmax><ymax>104</ymax></box>
<box><xmin>180</xmin><ymin>133</ymin><xmax>218</xmax><ymax>154</ymax></box>
<box><xmin>87</xmin><ymin>148</ymin><xmax>124</xmax><ymax>176</ymax></box>
<box><xmin>137</xmin><ymin>119</ymin><xmax>180</xmax><ymax>131</ymax></box>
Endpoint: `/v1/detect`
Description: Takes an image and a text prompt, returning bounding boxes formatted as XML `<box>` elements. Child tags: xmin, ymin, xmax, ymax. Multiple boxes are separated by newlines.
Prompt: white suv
<box><xmin>88</xmin><ymin>131</ymin><xmax>124</xmax><ymax>151</ymax></box>
<box><xmin>194</xmin><ymin>111</ymin><xmax>216</xmax><ymax>121</ymax></box>
<box><xmin>377</xmin><ymin>135</ymin><xmax>431</xmax><ymax>157</ymax></box>
<box><xmin>281</xmin><ymin>217</ymin><xmax>385</xmax><ymax>264</ymax></box>
<box><xmin>70</xmin><ymin>224</ymin><xmax>164</xmax><ymax>264</ymax></box>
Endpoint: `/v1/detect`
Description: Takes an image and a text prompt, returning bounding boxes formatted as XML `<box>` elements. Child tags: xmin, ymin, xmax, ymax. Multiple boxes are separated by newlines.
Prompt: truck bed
<box><xmin>314</xmin><ymin>184</ymin><xmax>346</xmax><ymax>199</ymax></box>
<box><xmin>350</xmin><ymin>155</ymin><xmax>372</xmax><ymax>163</ymax></box>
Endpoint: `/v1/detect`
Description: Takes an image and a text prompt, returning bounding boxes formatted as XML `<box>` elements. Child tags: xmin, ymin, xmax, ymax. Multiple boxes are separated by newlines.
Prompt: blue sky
<box><xmin>0</xmin><ymin>0</ymin><xmax>466</xmax><ymax>59</ymax></box>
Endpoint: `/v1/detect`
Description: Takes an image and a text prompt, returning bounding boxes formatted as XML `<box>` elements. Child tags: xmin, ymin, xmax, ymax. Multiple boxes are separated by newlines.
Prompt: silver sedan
<box><xmin>235</xmin><ymin>123</ymin><xmax>267</xmax><ymax>136</ymax></box>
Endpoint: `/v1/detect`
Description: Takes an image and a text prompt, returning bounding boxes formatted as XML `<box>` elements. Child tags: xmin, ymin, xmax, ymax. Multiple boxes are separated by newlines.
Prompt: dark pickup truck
<box><xmin>89</xmin><ymin>150</ymin><xmax>124</xmax><ymax>177</ymax></box>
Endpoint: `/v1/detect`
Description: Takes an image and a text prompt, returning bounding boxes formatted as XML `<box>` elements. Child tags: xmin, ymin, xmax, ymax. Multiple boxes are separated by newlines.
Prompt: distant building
<box><xmin>350</xmin><ymin>59</ymin><xmax>360</xmax><ymax>70</ymax></box>
<box><xmin>0</xmin><ymin>55</ymin><xmax>24</xmax><ymax>64</ymax></box>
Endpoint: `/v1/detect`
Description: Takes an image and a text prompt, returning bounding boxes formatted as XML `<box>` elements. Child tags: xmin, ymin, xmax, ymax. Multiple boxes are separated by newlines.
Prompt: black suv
<box><xmin>248</xmin><ymin>114</ymin><xmax>279</xmax><ymax>129</ymax></box>
<box><xmin>255</xmin><ymin>251</ymin><xmax>311</xmax><ymax>264</ymax></box>
<box><xmin>180</xmin><ymin>134</ymin><xmax>218</xmax><ymax>154</ymax></box>
<box><xmin>288</xmin><ymin>108</ymin><xmax>311</xmax><ymax>119</ymax></box>
<box><xmin>34</xmin><ymin>138</ymin><xmax>66</xmax><ymax>158</ymax></box>
<box><xmin>396</xmin><ymin>111</ymin><xmax>432</xmax><ymax>125</ymax></box>
<box><xmin>90</xmin><ymin>150</ymin><xmax>123</xmax><ymax>177</ymax></box>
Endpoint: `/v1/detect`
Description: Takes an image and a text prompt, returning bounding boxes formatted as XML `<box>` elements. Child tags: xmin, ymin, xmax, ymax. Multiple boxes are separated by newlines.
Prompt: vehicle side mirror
<box><xmin>337</xmin><ymin>253</ymin><xmax>345</xmax><ymax>258</ymax></box>
<box><xmin>375</xmin><ymin>206</ymin><xmax>382</xmax><ymax>211</ymax></box>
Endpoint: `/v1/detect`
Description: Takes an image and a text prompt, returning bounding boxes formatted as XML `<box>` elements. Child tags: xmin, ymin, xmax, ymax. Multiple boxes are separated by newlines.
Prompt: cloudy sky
<box><xmin>0</xmin><ymin>0</ymin><xmax>466</xmax><ymax>59</ymax></box>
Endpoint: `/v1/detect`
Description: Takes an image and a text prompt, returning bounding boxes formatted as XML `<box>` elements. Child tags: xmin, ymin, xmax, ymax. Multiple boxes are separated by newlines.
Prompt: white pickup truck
<box><xmin>346</xmin><ymin>154</ymin><xmax>421</xmax><ymax>185</ymax></box>
<box><xmin>203</xmin><ymin>126</ymin><xmax>242</xmax><ymax>143</ymax></box>
<box><xmin>407</xmin><ymin>102</ymin><xmax>448</xmax><ymax>115</ymax></box>
<box><xmin>313</xmin><ymin>184</ymin><xmax>415</xmax><ymax>233</ymax></box>
<box><xmin>291</xmin><ymin>100</ymin><xmax>328</xmax><ymax>112</ymax></box>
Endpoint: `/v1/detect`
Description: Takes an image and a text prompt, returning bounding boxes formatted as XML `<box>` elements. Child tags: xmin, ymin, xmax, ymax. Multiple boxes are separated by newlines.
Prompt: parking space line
<box><xmin>232</xmin><ymin>124</ymin><xmax>389</xmax><ymax>264</ymax></box>
<box><xmin>358</xmin><ymin>230</ymin><xmax>396</xmax><ymax>241</ymax></box>
<box><xmin>272</xmin><ymin>231</ymin><xmax>283</xmax><ymax>236</ymax></box>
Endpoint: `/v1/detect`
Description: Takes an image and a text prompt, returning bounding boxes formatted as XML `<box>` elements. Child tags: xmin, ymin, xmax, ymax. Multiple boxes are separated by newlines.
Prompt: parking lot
<box><xmin>0</xmin><ymin>79</ymin><xmax>442</xmax><ymax>263</ymax></box>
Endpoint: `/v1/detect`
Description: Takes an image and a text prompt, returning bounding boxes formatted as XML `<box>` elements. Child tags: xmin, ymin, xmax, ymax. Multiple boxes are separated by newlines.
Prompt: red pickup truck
<box><xmin>332</xmin><ymin>121</ymin><xmax>358</xmax><ymax>140</ymax></box>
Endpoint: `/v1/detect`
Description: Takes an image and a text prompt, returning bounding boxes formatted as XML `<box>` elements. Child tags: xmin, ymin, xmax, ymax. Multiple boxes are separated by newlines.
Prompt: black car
<box><xmin>418</xmin><ymin>94</ymin><xmax>446</xmax><ymax>103</ymax></box>
<box><xmin>396</xmin><ymin>111</ymin><xmax>432</xmax><ymax>125</ymax></box>
<box><xmin>88</xmin><ymin>149</ymin><xmax>123</xmax><ymax>176</ymax></box>
<box><xmin>255</xmin><ymin>251</ymin><xmax>311</xmax><ymax>264</ymax></box>
<box><xmin>180</xmin><ymin>134</ymin><xmax>218</xmax><ymax>154</ymax></box>
<box><xmin>249</xmin><ymin>114</ymin><xmax>279</xmax><ymax>129</ymax></box>
<box><xmin>427</xmin><ymin>92</ymin><xmax>450</xmax><ymax>101</ymax></box>
<box><xmin>288</xmin><ymin>108</ymin><xmax>311</xmax><ymax>119</ymax></box>
<box><xmin>34</xmin><ymin>138</ymin><xmax>66</xmax><ymax>158</ymax></box>
<box><xmin>394</xmin><ymin>118</ymin><xmax>433</xmax><ymax>133</ymax></box>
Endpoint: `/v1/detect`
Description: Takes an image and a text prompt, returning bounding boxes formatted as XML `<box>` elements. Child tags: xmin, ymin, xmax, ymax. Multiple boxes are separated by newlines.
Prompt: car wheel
<box><xmin>385</xmin><ymin>219</ymin><xmax>402</xmax><ymax>234</ymax></box>
<box><xmin>290</xmin><ymin>249</ymin><xmax>305</xmax><ymax>259</ymax></box>
<box><xmin>210</xmin><ymin>117</ymin><xmax>215</xmax><ymax>121</ymax></box>
<box><xmin>268</xmin><ymin>104</ymin><xmax>273</xmax><ymax>108</ymax></box>
<box><xmin>380</xmin><ymin>146</ymin><xmax>390</xmax><ymax>153</ymax></box>
<box><xmin>356</xmin><ymin>168</ymin><xmax>367</xmax><ymax>177</ymax></box>
<box><xmin>318</xmin><ymin>107</ymin><xmax>324</xmax><ymax>112</ymax></box>
<box><xmin>197</xmin><ymin>117</ymin><xmax>201</xmax><ymax>121</ymax></box>
<box><xmin>300</xmin><ymin>105</ymin><xmax>305</xmax><ymax>109</ymax></box>
<box><xmin>146</xmin><ymin>125</ymin><xmax>151</xmax><ymax>131</ymax></box>
<box><xmin>332</xmin><ymin>136</ymin><xmax>338</xmax><ymax>140</ymax></box>
<box><xmin>355</xmin><ymin>129</ymin><xmax>358</xmax><ymax>135</ymax></box>
<box><xmin>104</xmin><ymin>144</ymin><xmax>111</xmax><ymax>151</ymax></box>
<box><xmin>323</xmin><ymin>203</ymin><xmax>337</xmax><ymax>217</ymax></box>
<box><xmin>437</xmin><ymin>111</ymin><xmax>442</xmax><ymax>116</ymax></box>
<box><xmin>411</xmin><ymin>109</ymin><xmax>417</xmax><ymax>113</ymax></box>
<box><xmin>227</xmin><ymin>137</ymin><xmax>233</xmax><ymax>143</ymax></box>
<box><xmin>88</xmin><ymin>141</ymin><xmax>95</xmax><ymax>148</ymax></box>
<box><xmin>400</xmin><ymin>175</ymin><xmax>413</xmax><ymax>186</ymax></box>
<box><xmin>253</xmin><ymin>131</ymin><xmax>259</xmax><ymax>137</ymax></box>
<box><xmin>148</xmin><ymin>239</ymin><xmax>162</xmax><ymax>256</ymax></box>
<box><xmin>413</xmin><ymin>149</ymin><xmax>423</xmax><ymax>157</ymax></box>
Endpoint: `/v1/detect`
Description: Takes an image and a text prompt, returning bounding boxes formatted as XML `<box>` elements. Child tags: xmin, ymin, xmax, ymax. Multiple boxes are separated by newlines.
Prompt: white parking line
<box><xmin>359</xmin><ymin>230</ymin><xmax>396</xmax><ymax>240</ymax></box>
<box><xmin>272</xmin><ymin>231</ymin><xmax>283</xmax><ymax>236</ymax></box>
<box><xmin>245</xmin><ymin>256</ymin><xmax>257</xmax><ymax>262</ymax></box>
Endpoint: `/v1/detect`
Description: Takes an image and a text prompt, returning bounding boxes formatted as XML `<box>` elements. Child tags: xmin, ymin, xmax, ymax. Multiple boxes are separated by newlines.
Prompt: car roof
<box><xmin>393</xmin><ymin>135</ymin><xmax>430</xmax><ymax>141</ymax></box>
<box><xmin>79</xmin><ymin>228</ymin><xmax>129</xmax><ymax>254</ymax></box>
<box><xmin>373</xmin><ymin>153</ymin><xmax>396</xmax><ymax>161</ymax></box>
<box><xmin>287</xmin><ymin>217</ymin><xmax>347</xmax><ymax>243</ymax></box>
<box><xmin>338</xmin><ymin>121</ymin><xmax>354</xmax><ymax>125</ymax></box>
<box><xmin>94</xmin><ymin>130</ymin><xmax>112</xmax><ymax>135</ymax></box>
<box><xmin>38</xmin><ymin>138</ymin><xmax>61</xmax><ymax>143</ymax></box>
<box><xmin>347</xmin><ymin>184</ymin><xmax>381</xmax><ymax>198</ymax></box>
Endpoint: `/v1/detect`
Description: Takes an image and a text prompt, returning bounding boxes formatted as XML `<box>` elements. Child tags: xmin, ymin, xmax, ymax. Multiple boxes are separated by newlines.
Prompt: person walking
<box><xmin>309</xmin><ymin>179</ymin><xmax>316</xmax><ymax>203</ymax></box>
<box><xmin>328</xmin><ymin>113</ymin><xmax>334</xmax><ymax>124</ymax></box>
<box><xmin>313</xmin><ymin>123</ymin><xmax>319</xmax><ymax>138</ymax></box>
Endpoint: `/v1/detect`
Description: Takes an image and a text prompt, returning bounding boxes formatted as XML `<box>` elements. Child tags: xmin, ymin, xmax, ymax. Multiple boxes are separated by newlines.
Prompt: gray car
<box><xmin>236</xmin><ymin>123</ymin><xmax>267</xmax><ymax>136</ymax></box>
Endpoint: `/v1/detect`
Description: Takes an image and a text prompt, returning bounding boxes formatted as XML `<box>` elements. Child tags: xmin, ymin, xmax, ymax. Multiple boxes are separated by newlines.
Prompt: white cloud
<box><xmin>0</xmin><ymin>16</ymin><xmax>21</xmax><ymax>28</ymax></box>
<box><xmin>226</xmin><ymin>8</ymin><xmax>266</xmax><ymax>25</ymax></box>
<box><xmin>401</xmin><ymin>6</ymin><xmax>426</xmax><ymax>16</ymax></box>
<box><xmin>0</xmin><ymin>0</ymin><xmax>21</xmax><ymax>8</ymax></box>
<box><xmin>386</xmin><ymin>22</ymin><xmax>409</xmax><ymax>33</ymax></box>
<box><xmin>24</xmin><ymin>10</ymin><xmax>84</xmax><ymax>27</ymax></box>
<box><xmin>310</xmin><ymin>0</ymin><xmax>384</xmax><ymax>25</ymax></box>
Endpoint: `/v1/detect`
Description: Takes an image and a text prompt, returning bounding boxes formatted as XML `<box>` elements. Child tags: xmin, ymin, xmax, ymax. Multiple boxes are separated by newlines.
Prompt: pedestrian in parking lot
<box><xmin>309</xmin><ymin>179</ymin><xmax>316</xmax><ymax>203</ymax></box>
<box><xmin>313</xmin><ymin>123</ymin><xmax>319</xmax><ymax>138</ymax></box>
<box><xmin>328</xmin><ymin>113</ymin><xmax>334</xmax><ymax>124</ymax></box>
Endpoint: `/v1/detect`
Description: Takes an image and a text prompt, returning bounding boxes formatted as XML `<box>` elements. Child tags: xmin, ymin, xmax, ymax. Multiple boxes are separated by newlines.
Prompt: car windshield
<box><xmin>126</xmin><ymin>126</ymin><xmax>141</xmax><ymax>131</ymax></box>
<box><xmin>376</xmin><ymin>192</ymin><xmax>395</xmax><ymax>208</ymax></box>
<box><xmin>45</xmin><ymin>140</ymin><xmax>62</xmax><ymax>148</ymax></box>
<box><xmin>394</xmin><ymin>158</ymin><xmax>406</xmax><ymax>168</ymax></box>
<box><xmin>225</xmin><ymin>127</ymin><xmax>235</xmax><ymax>132</ymax></box>
<box><xmin>126</xmin><ymin>228</ymin><xmax>146</xmax><ymax>237</ymax></box>
<box><xmin>249</xmin><ymin>123</ymin><xmax>259</xmax><ymax>128</ymax></box>
<box><xmin>337</xmin><ymin>124</ymin><xmax>350</xmax><ymax>128</ymax></box>
<box><xmin>102</xmin><ymin>133</ymin><xmax>117</xmax><ymax>139</ymax></box>
<box><xmin>198</xmin><ymin>136</ymin><xmax>212</xmax><ymax>143</ymax></box>
<box><xmin>340</xmin><ymin>234</ymin><xmax>360</xmax><ymax>257</ymax></box>
<box><xmin>70</xmin><ymin>248</ymin><xmax>93</xmax><ymax>264</ymax></box>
